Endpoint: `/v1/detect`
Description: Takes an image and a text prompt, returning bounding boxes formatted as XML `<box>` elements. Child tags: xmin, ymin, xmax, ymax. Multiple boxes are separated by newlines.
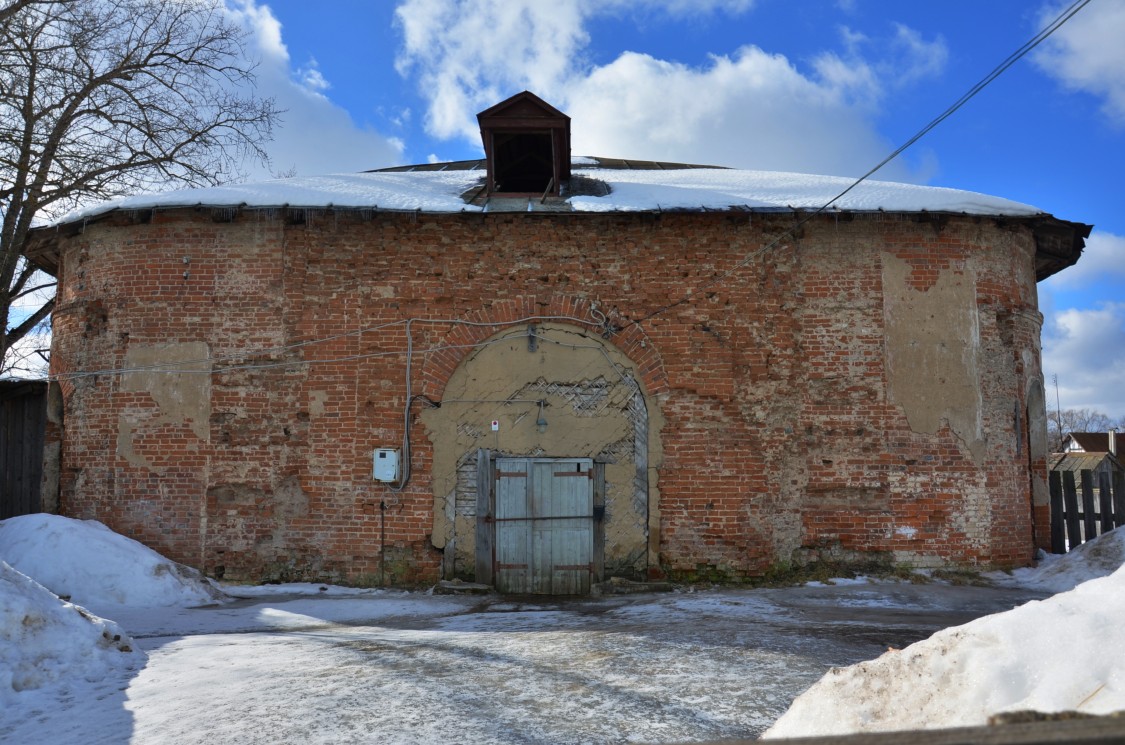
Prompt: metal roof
<box><xmin>1050</xmin><ymin>451</ymin><xmax>1121</xmax><ymax>473</ymax></box>
<box><xmin>368</xmin><ymin>156</ymin><xmax>727</xmax><ymax>174</ymax></box>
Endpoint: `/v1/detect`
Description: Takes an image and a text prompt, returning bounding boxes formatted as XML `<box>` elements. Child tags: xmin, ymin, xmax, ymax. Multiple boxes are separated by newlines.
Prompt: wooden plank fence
<box><xmin>1</xmin><ymin>381</ymin><xmax>48</xmax><ymax>519</ymax></box>
<box><xmin>1049</xmin><ymin>468</ymin><xmax>1125</xmax><ymax>553</ymax></box>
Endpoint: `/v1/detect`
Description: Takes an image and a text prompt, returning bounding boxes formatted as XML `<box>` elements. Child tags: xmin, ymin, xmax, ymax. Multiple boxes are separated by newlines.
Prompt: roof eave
<box><xmin>1030</xmin><ymin>215</ymin><xmax>1092</xmax><ymax>282</ymax></box>
<box><xmin>22</xmin><ymin>201</ymin><xmax>1093</xmax><ymax>283</ymax></box>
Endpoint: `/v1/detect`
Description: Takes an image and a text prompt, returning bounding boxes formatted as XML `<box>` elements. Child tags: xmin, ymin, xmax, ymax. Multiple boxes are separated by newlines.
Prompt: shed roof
<box><xmin>1050</xmin><ymin>451</ymin><xmax>1122</xmax><ymax>473</ymax></box>
<box><xmin>27</xmin><ymin>156</ymin><xmax>1091</xmax><ymax>279</ymax></box>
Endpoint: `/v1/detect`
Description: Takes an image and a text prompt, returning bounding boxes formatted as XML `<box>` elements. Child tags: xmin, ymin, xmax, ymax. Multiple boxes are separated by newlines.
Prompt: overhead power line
<box><xmin>626</xmin><ymin>0</ymin><xmax>1094</xmax><ymax>330</ymax></box>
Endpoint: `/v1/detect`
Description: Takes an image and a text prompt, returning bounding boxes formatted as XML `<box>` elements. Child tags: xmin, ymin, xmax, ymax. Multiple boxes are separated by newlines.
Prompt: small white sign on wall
<box><xmin>491</xmin><ymin>420</ymin><xmax>500</xmax><ymax>431</ymax></box>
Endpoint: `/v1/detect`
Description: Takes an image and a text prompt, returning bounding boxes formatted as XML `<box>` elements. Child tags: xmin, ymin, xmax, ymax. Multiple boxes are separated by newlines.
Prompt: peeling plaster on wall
<box><xmin>309</xmin><ymin>390</ymin><xmax>328</xmax><ymax>418</ymax></box>
<box><xmin>1026</xmin><ymin>379</ymin><xmax>1049</xmax><ymax>507</ymax></box>
<box><xmin>208</xmin><ymin>475</ymin><xmax>310</xmax><ymax>554</ymax></box>
<box><xmin>117</xmin><ymin>342</ymin><xmax>212</xmax><ymax>470</ymax></box>
<box><xmin>882</xmin><ymin>256</ymin><xmax>985</xmax><ymax>465</ymax></box>
<box><xmin>422</xmin><ymin>323</ymin><xmax>663</xmax><ymax>580</ymax></box>
<box><xmin>116</xmin><ymin>418</ymin><xmax>149</xmax><ymax>469</ymax></box>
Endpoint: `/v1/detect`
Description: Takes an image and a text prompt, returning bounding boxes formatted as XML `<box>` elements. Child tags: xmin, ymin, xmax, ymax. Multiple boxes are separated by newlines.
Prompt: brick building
<box><xmin>27</xmin><ymin>93</ymin><xmax>1089</xmax><ymax>591</ymax></box>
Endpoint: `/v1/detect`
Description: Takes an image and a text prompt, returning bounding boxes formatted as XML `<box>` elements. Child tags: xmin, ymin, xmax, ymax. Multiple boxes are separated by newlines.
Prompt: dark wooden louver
<box><xmin>477</xmin><ymin>91</ymin><xmax>571</xmax><ymax>196</ymax></box>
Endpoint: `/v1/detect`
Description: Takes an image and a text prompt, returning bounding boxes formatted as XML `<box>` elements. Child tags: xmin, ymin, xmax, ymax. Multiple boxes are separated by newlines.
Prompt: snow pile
<box><xmin>50</xmin><ymin>162</ymin><xmax>1045</xmax><ymax>226</ymax></box>
<box><xmin>0</xmin><ymin>514</ymin><xmax>226</xmax><ymax>608</ymax></box>
<box><xmin>0</xmin><ymin>561</ymin><xmax>141</xmax><ymax>704</ymax></box>
<box><xmin>763</xmin><ymin>566</ymin><xmax>1125</xmax><ymax>737</ymax></box>
<box><xmin>989</xmin><ymin>528</ymin><xmax>1125</xmax><ymax>594</ymax></box>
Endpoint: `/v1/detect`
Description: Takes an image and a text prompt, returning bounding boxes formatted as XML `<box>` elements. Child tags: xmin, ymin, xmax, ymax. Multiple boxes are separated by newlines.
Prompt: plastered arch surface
<box><xmin>421</xmin><ymin>321</ymin><xmax>665</xmax><ymax>581</ymax></box>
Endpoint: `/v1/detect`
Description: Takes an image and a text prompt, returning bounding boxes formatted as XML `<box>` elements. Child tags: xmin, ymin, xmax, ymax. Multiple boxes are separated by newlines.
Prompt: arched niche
<box><xmin>421</xmin><ymin>322</ymin><xmax>663</xmax><ymax>585</ymax></box>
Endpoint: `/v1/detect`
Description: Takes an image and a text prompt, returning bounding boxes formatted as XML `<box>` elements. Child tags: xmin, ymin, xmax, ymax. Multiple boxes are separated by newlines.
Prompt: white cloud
<box><xmin>393</xmin><ymin>0</ymin><xmax>943</xmax><ymax>178</ymax></box>
<box><xmin>296</xmin><ymin>60</ymin><xmax>331</xmax><ymax>94</ymax></box>
<box><xmin>817</xmin><ymin>23</ymin><xmax>947</xmax><ymax>98</ymax></box>
<box><xmin>1041</xmin><ymin>231</ymin><xmax>1125</xmax><ymax>291</ymax></box>
<box><xmin>1034</xmin><ymin>0</ymin><xmax>1125</xmax><ymax>123</ymax></box>
<box><xmin>888</xmin><ymin>23</ymin><xmax>949</xmax><ymax>85</ymax></box>
<box><xmin>660</xmin><ymin>0</ymin><xmax>755</xmax><ymax>13</ymax></box>
<box><xmin>227</xmin><ymin>1</ymin><xmax>403</xmax><ymax>178</ymax></box>
<box><xmin>566</xmin><ymin>48</ymin><xmax>906</xmax><ymax>177</ymax></box>
<box><xmin>1041</xmin><ymin>301</ymin><xmax>1125</xmax><ymax>418</ymax></box>
<box><xmin>235</xmin><ymin>0</ymin><xmax>287</xmax><ymax>60</ymax></box>
<box><xmin>394</xmin><ymin>0</ymin><xmax>590</xmax><ymax>141</ymax></box>
<box><xmin>1039</xmin><ymin>230</ymin><xmax>1125</xmax><ymax>418</ymax></box>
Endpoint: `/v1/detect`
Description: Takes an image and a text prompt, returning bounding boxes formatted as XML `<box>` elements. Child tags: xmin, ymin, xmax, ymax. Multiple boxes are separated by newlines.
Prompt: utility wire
<box><xmin>626</xmin><ymin>0</ymin><xmax>1093</xmax><ymax>330</ymax></box>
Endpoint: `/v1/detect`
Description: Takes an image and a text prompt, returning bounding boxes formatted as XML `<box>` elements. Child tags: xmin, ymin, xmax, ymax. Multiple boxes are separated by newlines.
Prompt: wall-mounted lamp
<box><xmin>536</xmin><ymin>400</ymin><xmax>548</xmax><ymax>434</ymax></box>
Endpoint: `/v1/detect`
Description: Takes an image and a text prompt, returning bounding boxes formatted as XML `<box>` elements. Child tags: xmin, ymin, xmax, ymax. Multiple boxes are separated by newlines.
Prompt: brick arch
<box><xmin>416</xmin><ymin>295</ymin><xmax>668</xmax><ymax>584</ymax></box>
<box><xmin>417</xmin><ymin>293</ymin><xmax>669</xmax><ymax>403</ymax></box>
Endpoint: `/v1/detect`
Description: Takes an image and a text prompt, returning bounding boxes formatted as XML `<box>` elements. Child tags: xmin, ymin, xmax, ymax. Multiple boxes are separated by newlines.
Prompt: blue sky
<box><xmin>40</xmin><ymin>1</ymin><xmax>1125</xmax><ymax>415</ymax></box>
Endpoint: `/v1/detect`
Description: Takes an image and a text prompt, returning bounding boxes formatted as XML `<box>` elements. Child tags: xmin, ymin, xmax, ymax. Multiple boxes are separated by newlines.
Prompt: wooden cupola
<box><xmin>477</xmin><ymin>91</ymin><xmax>571</xmax><ymax>196</ymax></box>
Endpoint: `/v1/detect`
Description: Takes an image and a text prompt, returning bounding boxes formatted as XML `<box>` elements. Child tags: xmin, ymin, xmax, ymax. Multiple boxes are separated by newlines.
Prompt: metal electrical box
<box><xmin>373</xmin><ymin>448</ymin><xmax>399</xmax><ymax>482</ymax></box>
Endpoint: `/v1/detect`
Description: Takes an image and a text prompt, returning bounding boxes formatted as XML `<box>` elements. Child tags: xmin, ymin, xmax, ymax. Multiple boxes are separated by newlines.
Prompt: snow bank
<box><xmin>49</xmin><ymin>163</ymin><xmax>1045</xmax><ymax>226</ymax></box>
<box><xmin>0</xmin><ymin>562</ymin><xmax>142</xmax><ymax>704</ymax></box>
<box><xmin>0</xmin><ymin>514</ymin><xmax>226</xmax><ymax>608</ymax></box>
<box><xmin>763</xmin><ymin>564</ymin><xmax>1125</xmax><ymax>738</ymax></box>
<box><xmin>989</xmin><ymin>527</ymin><xmax>1125</xmax><ymax>594</ymax></box>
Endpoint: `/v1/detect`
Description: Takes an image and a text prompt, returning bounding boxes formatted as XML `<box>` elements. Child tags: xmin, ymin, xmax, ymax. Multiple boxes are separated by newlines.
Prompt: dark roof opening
<box><xmin>492</xmin><ymin>131</ymin><xmax>554</xmax><ymax>193</ymax></box>
<box><xmin>477</xmin><ymin>91</ymin><xmax>570</xmax><ymax>196</ymax></box>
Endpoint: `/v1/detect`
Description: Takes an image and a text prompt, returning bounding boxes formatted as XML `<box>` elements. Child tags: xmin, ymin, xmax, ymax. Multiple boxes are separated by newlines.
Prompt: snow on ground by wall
<box><xmin>0</xmin><ymin>514</ymin><xmax>226</xmax><ymax>608</ymax></box>
<box><xmin>987</xmin><ymin>528</ymin><xmax>1125</xmax><ymax>594</ymax></box>
<box><xmin>50</xmin><ymin>160</ymin><xmax>1044</xmax><ymax>226</ymax></box>
<box><xmin>0</xmin><ymin>562</ymin><xmax>142</xmax><ymax>705</ymax></box>
<box><xmin>764</xmin><ymin>529</ymin><xmax>1125</xmax><ymax>739</ymax></box>
<box><xmin>4</xmin><ymin>514</ymin><xmax>1124</xmax><ymax>740</ymax></box>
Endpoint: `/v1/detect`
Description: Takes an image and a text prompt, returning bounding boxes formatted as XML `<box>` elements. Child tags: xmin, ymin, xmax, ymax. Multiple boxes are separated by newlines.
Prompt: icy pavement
<box><xmin>2</xmin><ymin>581</ymin><xmax>1043</xmax><ymax>744</ymax></box>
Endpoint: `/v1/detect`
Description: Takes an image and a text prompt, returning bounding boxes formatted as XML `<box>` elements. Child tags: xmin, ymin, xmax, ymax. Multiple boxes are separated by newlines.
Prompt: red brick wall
<box><xmin>49</xmin><ymin>208</ymin><xmax>1045</xmax><ymax>584</ymax></box>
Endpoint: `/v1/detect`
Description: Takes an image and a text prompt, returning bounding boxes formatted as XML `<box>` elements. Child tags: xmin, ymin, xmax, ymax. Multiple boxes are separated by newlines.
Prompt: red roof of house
<box><xmin>1067</xmin><ymin>432</ymin><xmax>1117</xmax><ymax>452</ymax></box>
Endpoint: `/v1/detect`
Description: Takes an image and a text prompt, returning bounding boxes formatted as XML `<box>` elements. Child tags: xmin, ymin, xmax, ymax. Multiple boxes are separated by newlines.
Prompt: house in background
<box><xmin>1051</xmin><ymin>431</ymin><xmax>1122</xmax><ymax>488</ymax></box>
<box><xmin>1049</xmin><ymin>432</ymin><xmax>1123</xmax><ymax>549</ymax></box>
<box><xmin>1059</xmin><ymin>431</ymin><xmax>1120</xmax><ymax>456</ymax></box>
<box><xmin>25</xmin><ymin>92</ymin><xmax>1091</xmax><ymax>592</ymax></box>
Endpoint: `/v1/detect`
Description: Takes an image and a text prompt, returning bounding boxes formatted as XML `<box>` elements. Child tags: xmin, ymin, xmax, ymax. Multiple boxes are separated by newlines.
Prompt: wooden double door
<box><xmin>490</xmin><ymin>457</ymin><xmax>599</xmax><ymax>595</ymax></box>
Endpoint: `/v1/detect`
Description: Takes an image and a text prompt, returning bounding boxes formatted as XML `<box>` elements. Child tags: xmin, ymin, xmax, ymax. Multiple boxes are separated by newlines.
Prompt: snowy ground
<box><xmin>764</xmin><ymin>529</ymin><xmax>1125</xmax><ymax>739</ymax></box>
<box><xmin>2</xmin><ymin>515</ymin><xmax>1123</xmax><ymax>744</ymax></box>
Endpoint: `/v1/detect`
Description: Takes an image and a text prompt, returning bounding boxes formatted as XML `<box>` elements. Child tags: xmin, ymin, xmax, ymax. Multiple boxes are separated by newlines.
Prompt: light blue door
<box><xmin>495</xmin><ymin>458</ymin><xmax>594</xmax><ymax>594</ymax></box>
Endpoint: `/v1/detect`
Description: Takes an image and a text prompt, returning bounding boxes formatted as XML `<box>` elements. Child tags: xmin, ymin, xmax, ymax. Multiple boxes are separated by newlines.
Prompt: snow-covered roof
<box><xmin>49</xmin><ymin>157</ymin><xmax>1046</xmax><ymax>226</ymax></box>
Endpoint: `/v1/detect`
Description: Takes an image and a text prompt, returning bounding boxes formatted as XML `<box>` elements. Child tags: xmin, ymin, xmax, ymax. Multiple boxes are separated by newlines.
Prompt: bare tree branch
<box><xmin>12</xmin><ymin>279</ymin><xmax>55</xmax><ymax>301</ymax></box>
<box><xmin>7</xmin><ymin>293</ymin><xmax>52</xmax><ymax>341</ymax></box>
<box><xmin>0</xmin><ymin>0</ymin><xmax>278</xmax><ymax>374</ymax></box>
<box><xmin>1047</xmin><ymin>407</ymin><xmax>1119</xmax><ymax>451</ymax></box>
<box><xmin>0</xmin><ymin>0</ymin><xmax>52</xmax><ymax>26</ymax></box>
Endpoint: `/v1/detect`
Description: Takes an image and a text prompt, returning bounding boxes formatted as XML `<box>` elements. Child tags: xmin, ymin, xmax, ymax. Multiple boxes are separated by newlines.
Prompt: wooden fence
<box><xmin>1049</xmin><ymin>467</ymin><xmax>1125</xmax><ymax>553</ymax></box>
<box><xmin>0</xmin><ymin>380</ymin><xmax>47</xmax><ymax>519</ymax></box>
